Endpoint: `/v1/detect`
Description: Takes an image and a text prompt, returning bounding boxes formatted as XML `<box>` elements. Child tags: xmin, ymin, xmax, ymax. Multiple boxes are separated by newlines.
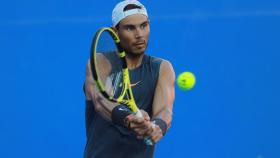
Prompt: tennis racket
<box><xmin>90</xmin><ymin>27</ymin><xmax>153</xmax><ymax>145</ymax></box>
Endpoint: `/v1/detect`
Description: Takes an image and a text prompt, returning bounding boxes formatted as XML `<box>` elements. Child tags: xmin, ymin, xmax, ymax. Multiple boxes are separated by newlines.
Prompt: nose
<box><xmin>134</xmin><ymin>27</ymin><xmax>144</xmax><ymax>38</ymax></box>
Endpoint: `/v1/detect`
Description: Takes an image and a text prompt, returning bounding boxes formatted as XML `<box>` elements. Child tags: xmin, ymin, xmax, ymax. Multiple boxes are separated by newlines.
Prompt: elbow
<box><xmin>167</xmin><ymin>118</ymin><xmax>172</xmax><ymax>130</ymax></box>
<box><xmin>167</xmin><ymin>112</ymin><xmax>173</xmax><ymax>130</ymax></box>
<box><xmin>167</xmin><ymin>122</ymin><xmax>172</xmax><ymax>130</ymax></box>
<box><xmin>94</xmin><ymin>101</ymin><xmax>103</xmax><ymax>113</ymax></box>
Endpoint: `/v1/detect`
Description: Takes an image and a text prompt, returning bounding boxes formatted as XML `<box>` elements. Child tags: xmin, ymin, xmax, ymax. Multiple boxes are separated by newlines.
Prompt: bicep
<box><xmin>85</xmin><ymin>60</ymin><xmax>96</xmax><ymax>100</ymax></box>
<box><xmin>152</xmin><ymin>60</ymin><xmax>175</xmax><ymax>128</ymax></box>
<box><xmin>84</xmin><ymin>55</ymin><xmax>111</xmax><ymax>100</ymax></box>
<box><xmin>84</xmin><ymin>59</ymin><xmax>114</xmax><ymax>120</ymax></box>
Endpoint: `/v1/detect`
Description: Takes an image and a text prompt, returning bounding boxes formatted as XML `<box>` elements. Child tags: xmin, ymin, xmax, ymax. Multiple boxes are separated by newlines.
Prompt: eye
<box><xmin>140</xmin><ymin>24</ymin><xmax>146</xmax><ymax>29</ymax></box>
<box><xmin>140</xmin><ymin>23</ymin><xmax>148</xmax><ymax>30</ymax></box>
<box><xmin>125</xmin><ymin>26</ymin><xmax>134</xmax><ymax>32</ymax></box>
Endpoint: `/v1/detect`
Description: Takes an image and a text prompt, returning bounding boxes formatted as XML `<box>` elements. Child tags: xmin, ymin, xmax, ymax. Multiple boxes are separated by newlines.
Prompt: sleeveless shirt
<box><xmin>84</xmin><ymin>53</ymin><xmax>163</xmax><ymax>158</ymax></box>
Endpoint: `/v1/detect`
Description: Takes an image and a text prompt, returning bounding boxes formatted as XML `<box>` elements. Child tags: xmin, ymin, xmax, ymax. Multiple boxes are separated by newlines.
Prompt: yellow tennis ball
<box><xmin>177</xmin><ymin>71</ymin><xmax>196</xmax><ymax>90</ymax></box>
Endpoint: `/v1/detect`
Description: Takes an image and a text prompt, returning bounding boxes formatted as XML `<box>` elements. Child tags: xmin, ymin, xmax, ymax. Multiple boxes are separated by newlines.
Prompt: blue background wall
<box><xmin>1</xmin><ymin>0</ymin><xmax>279</xmax><ymax>157</ymax></box>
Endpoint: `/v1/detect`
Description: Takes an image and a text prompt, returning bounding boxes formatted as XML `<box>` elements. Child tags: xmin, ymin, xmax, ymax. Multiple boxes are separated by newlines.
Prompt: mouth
<box><xmin>133</xmin><ymin>41</ymin><xmax>146</xmax><ymax>47</ymax></box>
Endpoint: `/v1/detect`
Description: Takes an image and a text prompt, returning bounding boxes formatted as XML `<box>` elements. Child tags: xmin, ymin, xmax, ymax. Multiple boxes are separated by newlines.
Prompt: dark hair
<box><xmin>115</xmin><ymin>4</ymin><xmax>142</xmax><ymax>29</ymax></box>
<box><xmin>123</xmin><ymin>4</ymin><xmax>141</xmax><ymax>11</ymax></box>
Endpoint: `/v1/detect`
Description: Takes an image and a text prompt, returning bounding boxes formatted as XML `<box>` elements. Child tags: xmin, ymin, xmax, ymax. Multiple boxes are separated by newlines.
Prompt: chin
<box><xmin>135</xmin><ymin>49</ymin><xmax>146</xmax><ymax>55</ymax></box>
<box><xmin>126</xmin><ymin>50</ymin><xmax>145</xmax><ymax>58</ymax></box>
<box><xmin>136</xmin><ymin>47</ymin><xmax>147</xmax><ymax>54</ymax></box>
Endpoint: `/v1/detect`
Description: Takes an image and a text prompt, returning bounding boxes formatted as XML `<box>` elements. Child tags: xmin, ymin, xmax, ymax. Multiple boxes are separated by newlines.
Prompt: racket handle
<box><xmin>134</xmin><ymin>110</ymin><xmax>143</xmax><ymax>118</ymax></box>
<box><xmin>144</xmin><ymin>122</ymin><xmax>156</xmax><ymax>145</ymax></box>
<box><xmin>134</xmin><ymin>110</ymin><xmax>155</xmax><ymax>146</ymax></box>
<box><xmin>144</xmin><ymin>137</ymin><xmax>153</xmax><ymax>145</ymax></box>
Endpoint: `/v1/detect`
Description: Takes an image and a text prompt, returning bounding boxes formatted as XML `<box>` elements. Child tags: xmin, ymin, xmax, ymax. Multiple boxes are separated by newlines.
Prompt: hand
<box><xmin>126</xmin><ymin>110</ymin><xmax>154</xmax><ymax>137</ymax></box>
<box><xmin>142</xmin><ymin>123</ymin><xmax>163</xmax><ymax>143</ymax></box>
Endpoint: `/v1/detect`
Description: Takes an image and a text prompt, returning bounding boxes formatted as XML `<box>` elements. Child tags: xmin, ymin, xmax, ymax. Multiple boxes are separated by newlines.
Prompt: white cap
<box><xmin>112</xmin><ymin>0</ymin><xmax>148</xmax><ymax>27</ymax></box>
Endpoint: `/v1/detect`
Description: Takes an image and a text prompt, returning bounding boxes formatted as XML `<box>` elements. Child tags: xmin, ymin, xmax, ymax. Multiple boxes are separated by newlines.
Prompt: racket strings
<box><xmin>96</xmin><ymin>31</ymin><xmax>125</xmax><ymax>100</ymax></box>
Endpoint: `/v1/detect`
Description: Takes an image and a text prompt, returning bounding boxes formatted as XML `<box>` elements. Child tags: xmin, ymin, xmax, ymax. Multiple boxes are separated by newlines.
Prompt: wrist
<box><xmin>152</xmin><ymin>118</ymin><xmax>167</xmax><ymax>135</ymax></box>
<box><xmin>111</xmin><ymin>104</ymin><xmax>132</xmax><ymax>128</ymax></box>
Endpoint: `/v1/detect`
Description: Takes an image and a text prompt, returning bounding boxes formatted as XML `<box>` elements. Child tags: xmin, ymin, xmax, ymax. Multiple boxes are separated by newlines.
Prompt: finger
<box><xmin>133</xmin><ymin>122</ymin><xmax>154</xmax><ymax>135</ymax></box>
<box><xmin>137</xmin><ymin>123</ymin><xmax>152</xmax><ymax>136</ymax></box>
<box><xmin>141</xmin><ymin>121</ymin><xmax>154</xmax><ymax>136</ymax></box>
<box><xmin>127</xmin><ymin>115</ymin><xmax>145</xmax><ymax>124</ymax></box>
<box><xmin>140</xmin><ymin>110</ymin><xmax>150</xmax><ymax>121</ymax></box>
<box><xmin>153</xmin><ymin>128</ymin><xmax>163</xmax><ymax>141</ymax></box>
<box><xmin>137</xmin><ymin>120</ymin><xmax>153</xmax><ymax>129</ymax></box>
<box><xmin>155</xmin><ymin>134</ymin><xmax>163</xmax><ymax>143</ymax></box>
<box><xmin>133</xmin><ymin>126</ymin><xmax>150</xmax><ymax>136</ymax></box>
<box><xmin>145</xmin><ymin>126</ymin><xmax>154</xmax><ymax>136</ymax></box>
<box><xmin>150</xmin><ymin>126</ymin><xmax>162</xmax><ymax>140</ymax></box>
<box><xmin>125</xmin><ymin>114</ymin><xmax>134</xmax><ymax>121</ymax></box>
<box><xmin>129</xmin><ymin>121</ymin><xmax>147</xmax><ymax>129</ymax></box>
<box><xmin>129</xmin><ymin>122</ymin><xmax>145</xmax><ymax>131</ymax></box>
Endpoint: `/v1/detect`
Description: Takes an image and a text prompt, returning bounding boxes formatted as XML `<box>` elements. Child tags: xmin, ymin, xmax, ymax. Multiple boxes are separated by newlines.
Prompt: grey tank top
<box><xmin>84</xmin><ymin>54</ymin><xmax>163</xmax><ymax>158</ymax></box>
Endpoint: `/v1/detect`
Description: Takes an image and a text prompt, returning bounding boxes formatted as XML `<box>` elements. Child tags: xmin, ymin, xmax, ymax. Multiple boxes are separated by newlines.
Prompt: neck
<box><xmin>126</xmin><ymin>54</ymin><xmax>144</xmax><ymax>70</ymax></box>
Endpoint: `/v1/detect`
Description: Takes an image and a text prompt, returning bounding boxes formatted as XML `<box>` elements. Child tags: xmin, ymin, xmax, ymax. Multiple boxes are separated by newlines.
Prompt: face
<box><xmin>115</xmin><ymin>14</ymin><xmax>150</xmax><ymax>57</ymax></box>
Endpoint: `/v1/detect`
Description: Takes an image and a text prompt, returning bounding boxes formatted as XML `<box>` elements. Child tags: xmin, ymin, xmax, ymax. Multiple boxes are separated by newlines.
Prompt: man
<box><xmin>84</xmin><ymin>1</ymin><xmax>175</xmax><ymax>157</ymax></box>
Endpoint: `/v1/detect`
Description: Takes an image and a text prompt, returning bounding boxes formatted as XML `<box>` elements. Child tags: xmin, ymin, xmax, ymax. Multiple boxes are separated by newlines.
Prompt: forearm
<box><xmin>84</xmin><ymin>60</ymin><xmax>131</xmax><ymax>126</ymax></box>
<box><xmin>85</xmin><ymin>77</ymin><xmax>115</xmax><ymax>121</ymax></box>
<box><xmin>88</xmin><ymin>84</ymin><xmax>134</xmax><ymax>126</ymax></box>
<box><xmin>150</xmin><ymin>60</ymin><xmax>175</xmax><ymax>139</ymax></box>
<box><xmin>92</xmin><ymin>95</ymin><xmax>114</xmax><ymax>121</ymax></box>
<box><xmin>153</xmin><ymin>106</ymin><xmax>173</xmax><ymax>129</ymax></box>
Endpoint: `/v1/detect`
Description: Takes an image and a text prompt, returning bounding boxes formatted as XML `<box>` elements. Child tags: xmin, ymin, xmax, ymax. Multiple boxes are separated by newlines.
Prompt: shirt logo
<box><xmin>130</xmin><ymin>81</ymin><xmax>141</xmax><ymax>87</ymax></box>
<box><xmin>118</xmin><ymin>81</ymin><xmax>142</xmax><ymax>88</ymax></box>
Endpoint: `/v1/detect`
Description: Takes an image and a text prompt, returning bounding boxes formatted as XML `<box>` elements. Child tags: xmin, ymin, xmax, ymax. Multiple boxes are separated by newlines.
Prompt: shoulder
<box><xmin>145</xmin><ymin>54</ymin><xmax>175</xmax><ymax>81</ymax></box>
<box><xmin>159</xmin><ymin>59</ymin><xmax>175</xmax><ymax>82</ymax></box>
<box><xmin>145</xmin><ymin>55</ymin><xmax>174</xmax><ymax>73</ymax></box>
<box><xmin>145</xmin><ymin>54</ymin><xmax>164</xmax><ymax>64</ymax></box>
<box><xmin>160</xmin><ymin>59</ymin><xmax>175</xmax><ymax>73</ymax></box>
<box><xmin>143</xmin><ymin>54</ymin><xmax>163</xmax><ymax>72</ymax></box>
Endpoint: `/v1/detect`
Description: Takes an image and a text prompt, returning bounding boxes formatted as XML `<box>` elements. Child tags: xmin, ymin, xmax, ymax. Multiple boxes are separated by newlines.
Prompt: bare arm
<box><xmin>149</xmin><ymin>60</ymin><xmax>175</xmax><ymax>142</ymax></box>
<box><xmin>85</xmin><ymin>56</ymin><xmax>150</xmax><ymax>130</ymax></box>
<box><xmin>153</xmin><ymin>60</ymin><xmax>175</xmax><ymax>127</ymax></box>
<box><xmin>84</xmin><ymin>59</ymin><xmax>118</xmax><ymax>121</ymax></box>
<box><xmin>129</xmin><ymin>60</ymin><xmax>175</xmax><ymax>143</ymax></box>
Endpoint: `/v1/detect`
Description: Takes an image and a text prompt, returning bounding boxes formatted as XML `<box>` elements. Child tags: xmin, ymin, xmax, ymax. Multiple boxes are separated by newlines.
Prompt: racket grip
<box><xmin>144</xmin><ymin>137</ymin><xmax>153</xmax><ymax>145</ymax></box>
<box><xmin>134</xmin><ymin>110</ymin><xmax>155</xmax><ymax>146</ymax></box>
<box><xmin>134</xmin><ymin>110</ymin><xmax>143</xmax><ymax>118</ymax></box>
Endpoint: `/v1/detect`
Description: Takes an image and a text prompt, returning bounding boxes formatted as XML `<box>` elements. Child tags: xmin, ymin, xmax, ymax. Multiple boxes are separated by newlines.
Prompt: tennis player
<box><xmin>84</xmin><ymin>1</ymin><xmax>175</xmax><ymax>157</ymax></box>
